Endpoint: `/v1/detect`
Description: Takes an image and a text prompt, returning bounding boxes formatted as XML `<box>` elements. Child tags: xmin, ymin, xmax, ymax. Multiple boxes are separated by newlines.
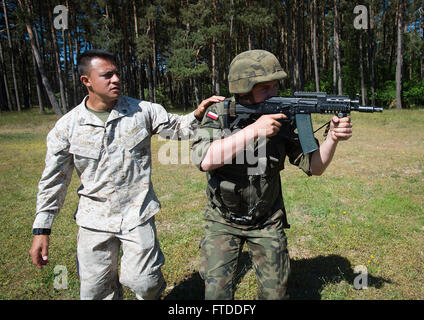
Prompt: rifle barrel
<box><xmin>354</xmin><ymin>106</ymin><xmax>383</xmax><ymax>113</ymax></box>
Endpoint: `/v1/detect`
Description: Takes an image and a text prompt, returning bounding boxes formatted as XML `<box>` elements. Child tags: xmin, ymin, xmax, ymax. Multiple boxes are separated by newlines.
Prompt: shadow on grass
<box><xmin>162</xmin><ymin>253</ymin><xmax>392</xmax><ymax>300</ymax></box>
<box><xmin>287</xmin><ymin>254</ymin><xmax>392</xmax><ymax>299</ymax></box>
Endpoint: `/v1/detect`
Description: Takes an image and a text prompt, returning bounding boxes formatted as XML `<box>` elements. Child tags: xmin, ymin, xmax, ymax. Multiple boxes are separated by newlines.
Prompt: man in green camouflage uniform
<box><xmin>191</xmin><ymin>50</ymin><xmax>353</xmax><ymax>299</ymax></box>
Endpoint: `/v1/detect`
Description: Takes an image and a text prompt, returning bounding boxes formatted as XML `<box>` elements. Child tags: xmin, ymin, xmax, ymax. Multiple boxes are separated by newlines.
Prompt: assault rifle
<box><xmin>223</xmin><ymin>92</ymin><xmax>383</xmax><ymax>154</ymax></box>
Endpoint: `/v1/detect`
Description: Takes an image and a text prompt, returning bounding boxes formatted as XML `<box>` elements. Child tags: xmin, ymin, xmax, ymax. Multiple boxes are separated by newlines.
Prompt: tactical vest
<box><xmin>206</xmin><ymin>99</ymin><xmax>291</xmax><ymax>228</ymax></box>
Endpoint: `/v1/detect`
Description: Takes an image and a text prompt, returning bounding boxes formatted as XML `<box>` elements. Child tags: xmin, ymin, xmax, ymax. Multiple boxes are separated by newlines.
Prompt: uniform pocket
<box><xmin>127</xmin><ymin>128</ymin><xmax>149</xmax><ymax>165</ymax></box>
<box><xmin>125</xmin><ymin>128</ymin><xmax>149</xmax><ymax>151</ymax></box>
<box><xmin>69</xmin><ymin>141</ymin><xmax>102</xmax><ymax>175</ymax></box>
<box><xmin>124</xmin><ymin>128</ymin><xmax>149</xmax><ymax>171</ymax></box>
<box><xmin>69</xmin><ymin>143</ymin><xmax>102</xmax><ymax>159</ymax></box>
<box><xmin>219</xmin><ymin>180</ymin><xmax>242</xmax><ymax>213</ymax></box>
<box><xmin>136</xmin><ymin>219</ymin><xmax>155</xmax><ymax>250</ymax></box>
<box><xmin>70</xmin><ymin>125</ymin><xmax>104</xmax><ymax>159</ymax></box>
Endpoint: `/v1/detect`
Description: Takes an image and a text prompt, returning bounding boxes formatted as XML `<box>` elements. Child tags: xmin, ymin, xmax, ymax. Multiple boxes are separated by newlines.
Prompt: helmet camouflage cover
<box><xmin>228</xmin><ymin>49</ymin><xmax>287</xmax><ymax>94</ymax></box>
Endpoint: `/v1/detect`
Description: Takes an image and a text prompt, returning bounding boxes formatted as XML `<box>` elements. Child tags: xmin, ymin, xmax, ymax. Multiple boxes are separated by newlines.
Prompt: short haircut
<box><xmin>77</xmin><ymin>49</ymin><xmax>118</xmax><ymax>76</ymax></box>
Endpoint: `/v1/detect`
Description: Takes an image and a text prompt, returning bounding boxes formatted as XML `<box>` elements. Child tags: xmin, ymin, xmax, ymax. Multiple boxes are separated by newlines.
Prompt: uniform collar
<box><xmin>108</xmin><ymin>96</ymin><xmax>130</xmax><ymax>122</ymax></box>
<box><xmin>77</xmin><ymin>96</ymin><xmax>130</xmax><ymax>126</ymax></box>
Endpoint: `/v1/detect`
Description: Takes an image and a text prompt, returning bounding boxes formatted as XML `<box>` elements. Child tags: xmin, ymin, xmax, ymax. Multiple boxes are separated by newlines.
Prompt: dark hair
<box><xmin>77</xmin><ymin>49</ymin><xmax>118</xmax><ymax>76</ymax></box>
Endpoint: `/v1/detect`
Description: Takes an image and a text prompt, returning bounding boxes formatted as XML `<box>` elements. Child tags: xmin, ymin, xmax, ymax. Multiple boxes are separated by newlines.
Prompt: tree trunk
<box><xmin>3</xmin><ymin>0</ymin><xmax>21</xmax><ymax>111</ymax></box>
<box><xmin>133</xmin><ymin>0</ymin><xmax>144</xmax><ymax>100</ymax></box>
<box><xmin>359</xmin><ymin>33</ymin><xmax>367</xmax><ymax>105</ymax></box>
<box><xmin>333</xmin><ymin>0</ymin><xmax>342</xmax><ymax>94</ymax></box>
<box><xmin>65</xmin><ymin>0</ymin><xmax>77</xmax><ymax>108</ymax></box>
<box><xmin>229</xmin><ymin>0</ymin><xmax>234</xmax><ymax>41</ymax></box>
<box><xmin>73</xmin><ymin>3</ymin><xmax>81</xmax><ymax>102</ymax></box>
<box><xmin>32</xmin><ymin>53</ymin><xmax>44</xmax><ymax>113</ymax></box>
<box><xmin>280</xmin><ymin>24</ymin><xmax>286</xmax><ymax>73</ymax></box>
<box><xmin>62</xmin><ymin>28</ymin><xmax>69</xmax><ymax>108</ymax></box>
<box><xmin>183</xmin><ymin>81</ymin><xmax>188</xmax><ymax>112</ymax></box>
<box><xmin>29</xmin><ymin>26</ymin><xmax>63</xmax><ymax>115</ymax></box>
<box><xmin>388</xmin><ymin>6</ymin><xmax>397</xmax><ymax>76</ymax></box>
<box><xmin>67</xmin><ymin>29</ymin><xmax>77</xmax><ymax>108</ymax></box>
<box><xmin>18</xmin><ymin>0</ymin><xmax>63</xmax><ymax>115</ymax></box>
<box><xmin>193</xmin><ymin>77</ymin><xmax>201</xmax><ymax>106</ymax></box>
<box><xmin>146</xmin><ymin>57</ymin><xmax>154</xmax><ymax>102</ymax></box>
<box><xmin>152</xmin><ymin>21</ymin><xmax>157</xmax><ymax>103</ymax></box>
<box><xmin>20</xmin><ymin>46</ymin><xmax>30</xmax><ymax>110</ymax></box>
<box><xmin>145</xmin><ymin>18</ymin><xmax>156</xmax><ymax>103</ymax></box>
<box><xmin>291</xmin><ymin>0</ymin><xmax>301</xmax><ymax>91</ymax></box>
<box><xmin>212</xmin><ymin>0</ymin><xmax>220</xmax><ymax>95</ymax></box>
<box><xmin>395</xmin><ymin>0</ymin><xmax>403</xmax><ymax>109</ymax></box>
<box><xmin>293</xmin><ymin>0</ymin><xmax>302</xmax><ymax>91</ymax></box>
<box><xmin>0</xmin><ymin>39</ymin><xmax>12</xmax><ymax>111</ymax></box>
<box><xmin>248</xmin><ymin>32</ymin><xmax>253</xmax><ymax>50</ymax></box>
<box><xmin>312</xmin><ymin>0</ymin><xmax>320</xmax><ymax>91</ymax></box>
<box><xmin>212</xmin><ymin>36</ymin><xmax>220</xmax><ymax>95</ymax></box>
<box><xmin>33</xmin><ymin>1</ymin><xmax>47</xmax><ymax>109</ymax></box>
<box><xmin>212</xmin><ymin>38</ymin><xmax>216</xmax><ymax>92</ymax></box>
<box><xmin>333</xmin><ymin>52</ymin><xmax>337</xmax><ymax>94</ymax></box>
<box><xmin>421</xmin><ymin>7</ymin><xmax>424</xmax><ymax>80</ymax></box>
<box><xmin>321</xmin><ymin>6</ymin><xmax>326</xmax><ymax>70</ymax></box>
<box><xmin>368</xmin><ymin>0</ymin><xmax>376</xmax><ymax>106</ymax></box>
<box><xmin>47</xmin><ymin>0</ymin><xmax>68</xmax><ymax>113</ymax></box>
<box><xmin>286</xmin><ymin>1</ymin><xmax>294</xmax><ymax>94</ymax></box>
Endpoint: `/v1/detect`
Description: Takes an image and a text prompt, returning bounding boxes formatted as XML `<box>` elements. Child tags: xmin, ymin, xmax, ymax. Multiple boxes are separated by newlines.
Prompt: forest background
<box><xmin>1</xmin><ymin>0</ymin><xmax>423</xmax><ymax>114</ymax></box>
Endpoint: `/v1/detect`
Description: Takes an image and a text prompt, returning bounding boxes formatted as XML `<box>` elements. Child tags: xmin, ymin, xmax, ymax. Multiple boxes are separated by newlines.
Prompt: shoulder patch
<box><xmin>206</xmin><ymin>111</ymin><xmax>219</xmax><ymax>120</ymax></box>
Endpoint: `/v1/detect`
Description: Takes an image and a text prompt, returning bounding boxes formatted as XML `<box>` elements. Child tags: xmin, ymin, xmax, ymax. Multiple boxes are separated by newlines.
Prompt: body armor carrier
<box><xmin>206</xmin><ymin>100</ymin><xmax>291</xmax><ymax>228</ymax></box>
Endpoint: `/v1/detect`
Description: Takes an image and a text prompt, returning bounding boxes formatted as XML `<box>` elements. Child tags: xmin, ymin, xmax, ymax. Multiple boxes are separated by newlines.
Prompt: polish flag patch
<box><xmin>206</xmin><ymin>111</ymin><xmax>219</xmax><ymax>120</ymax></box>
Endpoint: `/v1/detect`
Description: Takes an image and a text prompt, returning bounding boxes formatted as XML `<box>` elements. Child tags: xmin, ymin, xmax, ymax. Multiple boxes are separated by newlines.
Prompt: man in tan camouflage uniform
<box><xmin>191</xmin><ymin>50</ymin><xmax>352</xmax><ymax>299</ymax></box>
<box><xmin>29</xmin><ymin>49</ymin><xmax>224</xmax><ymax>300</ymax></box>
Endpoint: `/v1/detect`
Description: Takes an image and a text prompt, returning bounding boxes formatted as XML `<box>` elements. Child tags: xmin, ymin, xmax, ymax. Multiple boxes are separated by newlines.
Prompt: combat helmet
<box><xmin>228</xmin><ymin>49</ymin><xmax>287</xmax><ymax>94</ymax></box>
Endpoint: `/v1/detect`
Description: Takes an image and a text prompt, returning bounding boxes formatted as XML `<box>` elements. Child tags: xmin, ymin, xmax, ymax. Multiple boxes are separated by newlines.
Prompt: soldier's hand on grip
<box><xmin>328</xmin><ymin>116</ymin><xmax>353</xmax><ymax>142</ymax></box>
<box><xmin>249</xmin><ymin>113</ymin><xmax>287</xmax><ymax>137</ymax></box>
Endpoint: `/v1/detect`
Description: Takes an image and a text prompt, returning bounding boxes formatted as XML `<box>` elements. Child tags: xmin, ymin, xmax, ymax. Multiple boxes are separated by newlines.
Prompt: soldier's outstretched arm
<box><xmin>151</xmin><ymin>96</ymin><xmax>225</xmax><ymax>140</ymax></box>
<box><xmin>310</xmin><ymin>116</ymin><xmax>352</xmax><ymax>176</ymax></box>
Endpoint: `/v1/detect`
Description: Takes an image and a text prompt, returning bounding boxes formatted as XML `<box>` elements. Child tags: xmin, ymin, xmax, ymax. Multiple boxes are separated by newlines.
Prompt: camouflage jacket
<box><xmin>191</xmin><ymin>100</ymin><xmax>315</xmax><ymax>229</ymax></box>
<box><xmin>33</xmin><ymin>95</ymin><xmax>198</xmax><ymax>234</ymax></box>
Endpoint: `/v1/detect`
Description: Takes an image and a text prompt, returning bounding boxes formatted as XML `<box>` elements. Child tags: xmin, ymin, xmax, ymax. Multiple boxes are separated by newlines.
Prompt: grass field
<box><xmin>0</xmin><ymin>107</ymin><xmax>423</xmax><ymax>300</ymax></box>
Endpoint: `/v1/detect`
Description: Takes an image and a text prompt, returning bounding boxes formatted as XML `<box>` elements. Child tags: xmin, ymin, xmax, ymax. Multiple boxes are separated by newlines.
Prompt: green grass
<box><xmin>0</xmin><ymin>107</ymin><xmax>423</xmax><ymax>300</ymax></box>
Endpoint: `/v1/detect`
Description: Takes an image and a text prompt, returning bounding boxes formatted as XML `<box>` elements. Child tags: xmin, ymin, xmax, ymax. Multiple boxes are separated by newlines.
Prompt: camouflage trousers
<box><xmin>199</xmin><ymin>211</ymin><xmax>290</xmax><ymax>300</ymax></box>
<box><xmin>77</xmin><ymin>217</ymin><xmax>166</xmax><ymax>300</ymax></box>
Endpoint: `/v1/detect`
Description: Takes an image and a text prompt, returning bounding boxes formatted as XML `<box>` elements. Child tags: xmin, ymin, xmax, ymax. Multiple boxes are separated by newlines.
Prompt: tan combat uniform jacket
<box><xmin>33</xmin><ymin>95</ymin><xmax>198</xmax><ymax>233</ymax></box>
